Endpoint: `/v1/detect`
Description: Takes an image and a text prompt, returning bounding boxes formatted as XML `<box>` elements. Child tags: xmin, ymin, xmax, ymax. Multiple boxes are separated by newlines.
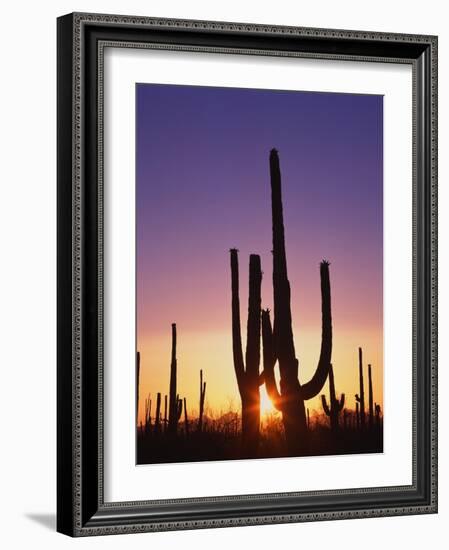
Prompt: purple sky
<box><xmin>135</xmin><ymin>83</ymin><xmax>383</xmax><ymax>416</ymax></box>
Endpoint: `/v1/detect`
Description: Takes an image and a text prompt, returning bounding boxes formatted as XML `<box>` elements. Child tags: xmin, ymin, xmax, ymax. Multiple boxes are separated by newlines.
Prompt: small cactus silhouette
<box><xmin>144</xmin><ymin>394</ymin><xmax>152</xmax><ymax>434</ymax></box>
<box><xmin>375</xmin><ymin>402</ymin><xmax>382</xmax><ymax>426</ymax></box>
<box><xmin>136</xmin><ymin>351</ymin><xmax>140</xmax><ymax>427</ymax></box>
<box><xmin>183</xmin><ymin>397</ymin><xmax>189</xmax><ymax>435</ymax></box>
<box><xmin>168</xmin><ymin>324</ymin><xmax>182</xmax><ymax>434</ymax></box>
<box><xmin>155</xmin><ymin>392</ymin><xmax>161</xmax><ymax>432</ymax></box>
<box><xmin>176</xmin><ymin>394</ymin><xmax>183</xmax><ymax>421</ymax></box>
<box><xmin>368</xmin><ymin>363</ymin><xmax>374</xmax><ymax>428</ymax></box>
<box><xmin>355</xmin><ymin>401</ymin><xmax>360</xmax><ymax>429</ymax></box>
<box><xmin>198</xmin><ymin>369</ymin><xmax>206</xmax><ymax>432</ymax></box>
<box><xmin>321</xmin><ymin>364</ymin><xmax>345</xmax><ymax>432</ymax></box>
<box><xmin>355</xmin><ymin>347</ymin><xmax>366</xmax><ymax>428</ymax></box>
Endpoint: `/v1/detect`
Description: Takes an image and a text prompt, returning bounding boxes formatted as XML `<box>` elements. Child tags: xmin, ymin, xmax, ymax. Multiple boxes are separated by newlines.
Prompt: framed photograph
<box><xmin>57</xmin><ymin>12</ymin><xmax>438</xmax><ymax>536</ymax></box>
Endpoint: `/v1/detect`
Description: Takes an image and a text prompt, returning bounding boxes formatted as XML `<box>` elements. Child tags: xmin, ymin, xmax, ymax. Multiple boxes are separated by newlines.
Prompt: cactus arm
<box><xmin>301</xmin><ymin>261</ymin><xmax>333</xmax><ymax>400</ymax></box>
<box><xmin>261</xmin><ymin>308</ymin><xmax>283</xmax><ymax>411</ymax></box>
<box><xmin>355</xmin><ymin>393</ymin><xmax>361</xmax><ymax>403</ymax></box>
<box><xmin>321</xmin><ymin>394</ymin><xmax>331</xmax><ymax>416</ymax></box>
<box><xmin>245</xmin><ymin>254</ymin><xmax>262</xmax><ymax>379</ymax></box>
<box><xmin>338</xmin><ymin>393</ymin><xmax>345</xmax><ymax>411</ymax></box>
<box><xmin>230</xmin><ymin>248</ymin><xmax>246</xmax><ymax>393</ymax></box>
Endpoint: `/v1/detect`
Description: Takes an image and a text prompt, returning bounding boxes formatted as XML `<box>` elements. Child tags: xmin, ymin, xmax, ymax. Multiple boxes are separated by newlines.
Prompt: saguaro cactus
<box><xmin>168</xmin><ymin>323</ymin><xmax>181</xmax><ymax>434</ymax></box>
<box><xmin>321</xmin><ymin>364</ymin><xmax>345</xmax><ymax>432</ymax></box>
<box><xmin>375</xmin><ymin>403</ymin><xmax>381</xmax><ymax>426</ymax></box>
<box><xmin>163</xmin><ymin>395</ymin><xmax>168</xmax><ymax>432</ymax></box>
<box><xmin>144</xmin><ymin>394</ymin><xmax>152</xmax><ymax>433</ymax></box>
<box><xmin>136</xmin><ymin>351</ymin><xmax>140</xmax><ymax>427</ymax></box>
<box><xmin>198</xmin><ymin>369</ymin><xmax>206</xmax><ymax>432</ymax></box>
<box><xmin>230</xmin><ymin>249</ymin><xmax>263</xmax><ymax>454</ymax></box>
<box><xmin>262</xmin><ymin>149</ymin><xmax>333</xmax><ymax>453</ymax></box>
<box><xmin>154</xmin><ymin>392</ymin><xmax>161</xmax><ymax>432</ymax></box>
<box><xmin>176</xmin><ymin>394</ymin><xmax>183</xmax><ymax>422</ymax></box>
<box><xmin>368</xmin><ymin>363</ymin><xmax>374</xmax><ymax>428</ymax></box>
<box><xmin>355</xmin><ymin>347</ymin><xmax>366</xmax><ymax>428</ymax></box>
<box><xmin>355</xmin><ymin>401</ymin><xmax>360</xmax><ymax>429</ymax></box>
<box><xmin>183</xmin><ymin>397</ymin><xmax>189</xmax><ymax>435</ymax></box>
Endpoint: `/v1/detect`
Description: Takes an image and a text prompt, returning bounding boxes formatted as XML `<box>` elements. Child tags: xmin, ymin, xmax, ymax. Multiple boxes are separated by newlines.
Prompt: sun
<box><xmin>260</xmin><ymin>384</ymin><xmax>275</xmax><ymax>416</ymax></box>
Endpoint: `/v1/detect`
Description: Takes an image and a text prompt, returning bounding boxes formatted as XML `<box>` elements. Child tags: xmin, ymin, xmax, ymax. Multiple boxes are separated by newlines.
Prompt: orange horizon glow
<box><xmin>137</xmin><ymin>322</ymin><xmax>383</xmax><ymax>427</ymax></box>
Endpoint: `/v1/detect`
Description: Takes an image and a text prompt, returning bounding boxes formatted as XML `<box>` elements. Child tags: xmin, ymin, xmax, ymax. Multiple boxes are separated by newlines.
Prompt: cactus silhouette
<box><xmin>198</xmin><ymin>369</ymin><xmax>206</xmax><ymax>432</ymax></box>
<box><xmin>262</xmin><ymin>149</ymin><xmax>333</xmax><ymax>453</ymax></box>
<box><xmin>183</xmin><ymin>397</ymin><xmax>189</xmax><ymax>435</ymax></box>
<box><xmin>368</xmin><ymin>363</ymin><xmax>374</xmax><ymax>428</ymax></box>
<box><xmin>355</xmin><ymin>401</ymin><xmax>360</xmax><ymax>429</ymax></box>
<box><xmin>163</xmin><ymin>395</ymin><xmax>168</xmax><ymax>432</ymax></box>
<box><xmin>168</xmin><ymin>323</ymin><xmax>181</xmax><ymax>434</ymax></box>
<box><xmin>176</xmin><ymin>394</ymin><xmax>183</xmax><ymax>421</ymax></box>
<box><xmin>136</xmin><ymin>351</ymin><xmax>140</xmax><ymax>427</ymax></box>
<box><xmin>230</xmin><ymin>249</ymin><xmax>264</xmax><ymax>454</ymax></box>
<box><xmin>355</xmin><ymin>347</ymin><xmax>366</xmax><ymax>428</ymax></box>
<box><xmin>307</xmin><ymin>408</ymin><xmax>310</xmax><ymax>430</ymax></box>
<box><xmin>375</xmin><ymin>402</ymin><xmax>381</xmax><ymax>426</ymax></box>
<box><xmin>144</xmin><ymin>394</ymin><xmax>152</xmax><ymax>433</ymax></box>
<box><xmin>321</xmin><ymin>364</ymin><xmax>345</xmax><ymax>432</ymax></box>
<box><xmin>155</xmin><ymin>392</ymin><xmax>161</xmax><ymax>432</ymax></box>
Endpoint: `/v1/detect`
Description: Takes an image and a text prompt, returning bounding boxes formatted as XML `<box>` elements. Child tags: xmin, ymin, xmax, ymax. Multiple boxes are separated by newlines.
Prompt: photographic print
<box><xmin>136</xmin><ymin>83</ymin><xmax>383</xmax><ymax>465</ymax></box>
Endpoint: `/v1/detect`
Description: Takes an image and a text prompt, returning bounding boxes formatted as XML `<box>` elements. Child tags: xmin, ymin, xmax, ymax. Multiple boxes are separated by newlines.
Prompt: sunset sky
<box><xmin>136</xmin><ymin>84</ymin><xmax>383</xmax><ymax>425</ymax></box>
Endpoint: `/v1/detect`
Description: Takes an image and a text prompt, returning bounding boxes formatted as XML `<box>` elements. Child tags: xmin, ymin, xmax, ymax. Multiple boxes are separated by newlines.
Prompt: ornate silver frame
<box><xmin>57</xmin><ymin>12</ymin><xmax>437</xmax><ymax>536</ymax></box>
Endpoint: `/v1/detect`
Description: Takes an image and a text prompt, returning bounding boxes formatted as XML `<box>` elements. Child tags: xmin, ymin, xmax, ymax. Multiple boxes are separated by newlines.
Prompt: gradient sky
<box><xmin>136</xmin><ymin>83</ymin><xmax>383</xmax><ymax>425</ymax></box>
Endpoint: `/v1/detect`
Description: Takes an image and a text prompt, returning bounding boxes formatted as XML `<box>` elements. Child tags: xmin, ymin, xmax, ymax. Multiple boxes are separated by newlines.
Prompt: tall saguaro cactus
<box><xmin>355</xmin><ymin>347</ymin><xmax>366</xmax><ymax>428</ymax></box>
<box><xmin>230</xmin><ymin>249</ymin><xmax>263</xmax><ymax>454</ymax></box>
<box><xmin>168</xmin><ymin>323</ymin><xmax>180</xmax><ymax>434</ymax></box>
<box><xmin>321</xmin><ymin>364</ymin><xmax>345</xmax><ymax>432</ymax></box>
<box><xmin>368</xmin><ymin>363</ymin><xmax>374</xmax><ymax>428</ymax></box>
<box><xmin>198</xmin><ymin>369</ymin><xmax>206</xmax><ymax>432</ymax></box>
<box><xmin>262</xmin><ymin>149</ymin><xmax>333</xmax><ymax>453</ymax></box>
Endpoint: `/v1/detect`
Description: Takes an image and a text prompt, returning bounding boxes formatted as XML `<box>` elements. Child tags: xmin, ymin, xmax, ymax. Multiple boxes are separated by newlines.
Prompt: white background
<box><xmin>0</xmin><ymin>0</ymin><xmax>445</xmax><ymax>548</ymax></box>
<box><xmin>104</xmin><ymin>49</ymin><xmax>412</xmax><ymax>501</ymax></box>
